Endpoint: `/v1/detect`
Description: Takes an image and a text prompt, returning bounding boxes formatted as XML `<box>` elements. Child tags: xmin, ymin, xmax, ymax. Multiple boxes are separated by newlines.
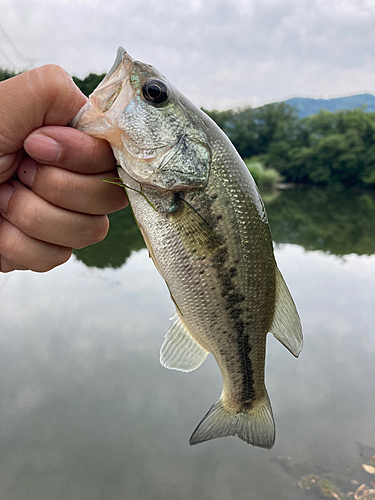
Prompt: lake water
<box><xmin>1</xmin><ymin>186</ymin><xmax>375</xmax><ymax>500</ymax></box>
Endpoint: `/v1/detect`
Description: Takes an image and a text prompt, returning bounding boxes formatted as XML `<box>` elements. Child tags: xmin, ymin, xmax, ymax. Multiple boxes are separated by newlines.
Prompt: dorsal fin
<box><xmin>160</xmin><ymin>314</ymin><xmax>209</xmax><ymax>372</ymax></box>
<box><xmin>269</xmin><ymin>267</ymin><xmax>303</xmax><ymax>357</ymax></box>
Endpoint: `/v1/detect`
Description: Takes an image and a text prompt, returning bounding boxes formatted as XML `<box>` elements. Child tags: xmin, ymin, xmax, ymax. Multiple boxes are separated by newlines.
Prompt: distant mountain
<box><xmin>283</xmin><ymin>93</ymin><xmax>375</xmax><ymax>118</ymax></box>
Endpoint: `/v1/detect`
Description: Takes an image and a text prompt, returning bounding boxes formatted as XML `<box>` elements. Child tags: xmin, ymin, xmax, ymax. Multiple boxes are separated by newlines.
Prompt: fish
<box><xmin>71</xmin><ymin>47</ymin><xmax>303</xmax><ymax>449</ymax></box>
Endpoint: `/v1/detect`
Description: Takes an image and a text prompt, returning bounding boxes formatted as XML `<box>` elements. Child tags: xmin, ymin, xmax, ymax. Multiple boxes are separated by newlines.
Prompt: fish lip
<box><xmin>70</xmin><ymin>47</ymin><xmax>135</xmax><ymax>136</ymax></box>
<box><xmin>96</xmin><ymin>47</ymin><xmax>134</xmax><ymax>91</ymax></box>
<box><xmin>90</xmin><ymin>47</ymin><xmax>134</xmax><ymax>113</ymax></box>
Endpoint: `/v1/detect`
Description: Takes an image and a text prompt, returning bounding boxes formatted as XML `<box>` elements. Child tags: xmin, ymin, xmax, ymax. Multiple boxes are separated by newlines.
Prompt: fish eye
<box><xmin>142</xmin><ymin>79</ymin><xmax>169</xmax><ymax>105</ymax></box>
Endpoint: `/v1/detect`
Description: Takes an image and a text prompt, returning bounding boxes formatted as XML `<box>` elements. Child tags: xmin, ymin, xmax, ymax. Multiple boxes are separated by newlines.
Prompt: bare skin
<box><xmin>0</xmin><ymin>64</ymin><xmax>128</xmax><ymax>272</ymax></box>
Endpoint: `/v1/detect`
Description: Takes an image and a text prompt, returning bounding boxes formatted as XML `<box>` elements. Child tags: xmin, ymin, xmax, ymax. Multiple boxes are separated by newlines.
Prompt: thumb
<box><xmin>0</xmin><ymin>65</ymin><xmax>86</xmax><ymax>183</ymax></box>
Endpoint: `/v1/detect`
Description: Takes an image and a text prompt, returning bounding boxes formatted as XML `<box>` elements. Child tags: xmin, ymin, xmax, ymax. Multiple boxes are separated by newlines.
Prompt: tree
<box><xmin>267</xmin><ymin>109</ymin><xmax>375</xmax><ymax>188</ymax></box>
<box><xmin>72</xmin><ymin>73</ymin><xmax>106</xmax><ymax>97</ymax></box>
<box><xmin>205</xmin><ymin>102</ymin><xmax>299</xmax><ymax>159</ymax></box>
<box><xmin>0</xmin><ymin>68</ymin><xmax>18</xmax><ymax>81</ymax></box>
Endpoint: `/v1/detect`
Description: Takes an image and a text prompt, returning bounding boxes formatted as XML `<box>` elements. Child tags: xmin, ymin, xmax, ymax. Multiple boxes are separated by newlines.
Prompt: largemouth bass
<box><xmin>71</xmin><ymin>48</ymin><xmax>303</xmax><ymax>449</ymax></box>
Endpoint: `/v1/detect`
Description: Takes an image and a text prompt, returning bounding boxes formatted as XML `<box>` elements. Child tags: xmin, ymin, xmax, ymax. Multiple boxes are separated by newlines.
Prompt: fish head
<box><xmin>71</xmin><ymin>47</ymin><xmax>211</xmax><ymax>190</ymax></box>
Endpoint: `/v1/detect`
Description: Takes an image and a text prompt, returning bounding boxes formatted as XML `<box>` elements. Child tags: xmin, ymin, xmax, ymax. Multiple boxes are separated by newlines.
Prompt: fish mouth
<box><xmin>90</xmin><ymin>47</ymin><xmax>134</xmax><ymax>112</ymax></box>
<box><xmin>97</xmin><ymin>47</ymin><xmax>134</xmax><ymax>92</ymax></box>
<box><xmin>70</xmin><ymin>47</ymin><xmax>135</xmax><ymax>139</ymax></box>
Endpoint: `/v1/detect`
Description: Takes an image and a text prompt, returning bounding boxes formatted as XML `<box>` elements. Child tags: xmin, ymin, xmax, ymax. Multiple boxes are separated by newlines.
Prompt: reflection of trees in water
<box><xmin>266</xmin><ymin>187</ymin><xmax>375</xmax><ymax>256</ymax></box>
<box><xmin>73</xmin><ymin>206</ymin><xmax>145</xmax><ymax>269</ymax></box>
<box><xmin>74</xmin><ymin>187</ymin><xmax>375</xmax><ymax>269</ymax></box>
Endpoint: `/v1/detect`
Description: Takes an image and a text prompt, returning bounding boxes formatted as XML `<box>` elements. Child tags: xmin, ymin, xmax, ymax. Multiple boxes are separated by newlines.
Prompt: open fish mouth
<box><xmin>70</xmin><ymin>47</ymin><xmax>135</xmax><ymax>140</ymax></box>
<box><xmin>71</xmin><ymin>47</ymin><xmax>182</xmax><ymax>170</ymax></box>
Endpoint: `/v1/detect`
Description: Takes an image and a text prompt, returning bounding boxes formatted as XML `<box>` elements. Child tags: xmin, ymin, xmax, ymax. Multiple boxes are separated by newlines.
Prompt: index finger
<box><xmin>0</xmin><ymin>65</ymin><xmax>86</xmax><ymax>181</ymax></box>
<box><xmin>24</xmin><ymin>126</ymin><xmax>117</xmax><ymax>174</ymax></box>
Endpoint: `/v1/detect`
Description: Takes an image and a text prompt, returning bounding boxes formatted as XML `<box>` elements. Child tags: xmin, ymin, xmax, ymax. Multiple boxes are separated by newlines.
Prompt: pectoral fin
<box><xmin>269</xmin><ymin>267</ymin><xmax>303</xmax><ymax>357</ymax></box>
<box><xmin>168</xmin><ymin>197</ymin><xmax>220</xmax><ymax>256</ymax></box>
<box><xmin>160</xmin><ymin>313</ymin><xmax>209</xmax><ymax>372</ymax></box>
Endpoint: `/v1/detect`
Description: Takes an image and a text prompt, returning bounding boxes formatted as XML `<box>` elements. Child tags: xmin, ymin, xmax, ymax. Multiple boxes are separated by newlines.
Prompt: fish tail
<box><xmin>189</xmin><ymin>392</ymin><xmax>275</xmax><ymax>449</ymax></box>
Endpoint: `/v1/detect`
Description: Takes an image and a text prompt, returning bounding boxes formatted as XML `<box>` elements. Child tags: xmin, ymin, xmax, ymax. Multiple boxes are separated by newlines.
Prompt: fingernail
<box><xmin>24</xmin><ymin>133</ymin><xmax>62</xmax><ymax>163</ymax></box>
<box><xmin>0</xmin><ymin>184</ymin><xmax>15</xmax><ymax>212</ymax></box>
<box><xmin>17</xmin><ymin>157</ymin><xmax>37</xmax><ymax>187</ymax></box>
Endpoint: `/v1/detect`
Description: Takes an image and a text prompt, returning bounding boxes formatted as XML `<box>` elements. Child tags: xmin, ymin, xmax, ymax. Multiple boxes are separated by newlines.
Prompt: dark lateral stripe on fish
<box><xmin>211</xmin><ymin>245</ymin><xmax>256</xmax><ymax>405</ymax></box>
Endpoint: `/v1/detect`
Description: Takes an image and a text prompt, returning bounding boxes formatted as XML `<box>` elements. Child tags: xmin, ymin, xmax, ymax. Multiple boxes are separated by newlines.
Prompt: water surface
<box><xmin>1</xmin><ymin>187</ymin><xmax>374</xmax><ymax>500</ymax></box>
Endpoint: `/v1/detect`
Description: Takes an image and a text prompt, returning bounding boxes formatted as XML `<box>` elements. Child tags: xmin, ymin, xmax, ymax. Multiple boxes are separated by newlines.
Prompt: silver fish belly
<box><xmin>71</xmin><ymin>47</ymin><xmax>303</xmax><ymax>449</ymax></box>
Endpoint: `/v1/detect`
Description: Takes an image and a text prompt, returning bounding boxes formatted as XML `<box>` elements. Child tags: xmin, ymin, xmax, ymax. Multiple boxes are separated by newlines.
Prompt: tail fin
<box><xmin>189</xmin><ymin>392</ymin><xmax>275</xmax><ymax>449</ymax></box>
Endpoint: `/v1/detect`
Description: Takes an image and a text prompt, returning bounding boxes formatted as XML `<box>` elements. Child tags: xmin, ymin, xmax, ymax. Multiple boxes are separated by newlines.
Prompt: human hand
<box><xmin>0</xmin><ymin>65</ymin><xmax>128</xmax><ymax>273</ymax></box>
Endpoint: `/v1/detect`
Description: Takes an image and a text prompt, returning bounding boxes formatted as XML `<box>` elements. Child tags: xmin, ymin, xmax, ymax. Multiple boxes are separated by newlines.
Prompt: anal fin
<box><xmin>160</xmin><ymin>314</ymin><xmax>209</xmax><ymax>372</ymax></box>
<box><xmin>269</xmin><ymin>267</ymin><xmax>303</xmax><ymax>357</ymax></box>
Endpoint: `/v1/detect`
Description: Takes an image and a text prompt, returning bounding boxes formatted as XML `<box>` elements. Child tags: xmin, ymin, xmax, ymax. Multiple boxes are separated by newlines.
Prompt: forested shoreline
<box><xmin>2</xmin><ymin>68</ymin><xmax>375</xmax><ymax>189</ymax></box>
<box><xmin>205</xmin><ymin>105</ymin><xmax>375</xmax><ymax>188</ymax></box>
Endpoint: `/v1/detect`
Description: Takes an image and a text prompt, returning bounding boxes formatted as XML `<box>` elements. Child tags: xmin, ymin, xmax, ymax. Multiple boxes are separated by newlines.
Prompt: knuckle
<box><xmin>34</xmin><ymin>65</ymin><xmax>85</xmax><ymax>122</ymax></box>
<box><xmin>39</xmin><ymin>64</ymin><xmax>70</xmax><ymax>89</ymax></box>
<box><xmin>28</xmin><ymin>64</ymin><xmax>70</xmax><ymax>100</ymax></box>
<box><xmin>40</xmin><ymin>63</ymin><xmax>67</xmax><ymax>78</ymax></box>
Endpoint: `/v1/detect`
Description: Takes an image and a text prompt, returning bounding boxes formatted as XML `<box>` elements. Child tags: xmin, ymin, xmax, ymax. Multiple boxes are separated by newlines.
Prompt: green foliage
<box><xmin>244</xmin><ymin>157</ymin><xmax>282</xmax><ymax>191</ymax></box>
<box><xmin>0</xmin><ymin>68</ymin><xmax>18</xmax><ymax>81</ymax></box>
<box><xmin>268</xmin><ymin>109</ymin><xmax>375</xmax><ymax>188</ymax></box>
<box><xmin>72</xmin><ymin>73</ymin><xmax>106</xmax><ymax>96</ymax></box>
<box><xmin>207</xmin><ymin>105</ymin><xmax>375</xmax><ymax>188</ymax></box>
<box><xmin>204</xmin><ymin>102</ymin><xmax>299</xmax><ymax>159</ymax></box>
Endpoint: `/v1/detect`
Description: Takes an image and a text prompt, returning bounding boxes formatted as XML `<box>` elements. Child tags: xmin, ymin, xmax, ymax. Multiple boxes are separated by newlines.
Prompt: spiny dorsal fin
<box><xmin>160</xmin><ymin>314</ymin><xmax>209</xmax><ymax>372</ymax></box>
<box><xmin>269</xmin><ymin>267</ymin><xmax>303</xmax><ymax>357</ymax></box>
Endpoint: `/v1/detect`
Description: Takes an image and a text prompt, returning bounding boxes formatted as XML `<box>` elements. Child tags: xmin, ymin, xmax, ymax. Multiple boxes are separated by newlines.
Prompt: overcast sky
<box><xmin>1</xmin><ymin>0</ymin><xmax>375</xmax><ymax>109</ymax></box>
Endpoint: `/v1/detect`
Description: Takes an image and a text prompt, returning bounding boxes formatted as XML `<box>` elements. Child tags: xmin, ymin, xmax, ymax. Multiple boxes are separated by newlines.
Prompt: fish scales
<box><xmin>127</xmin><ymin>141</ymin><xmax>274</xmax><ymax>406</ymax></box>
<box><xmin>71</xmin><ymin>47</ymin><xmax>303</xmax><ymax>449</ymax></box>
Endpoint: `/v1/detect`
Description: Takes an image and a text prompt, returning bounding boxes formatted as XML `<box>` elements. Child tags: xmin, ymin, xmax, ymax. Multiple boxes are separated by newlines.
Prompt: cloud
<box><xmin>1</xmin><ymin>0</ymin><xmax>375</xmax><ymax>107</ymax></box>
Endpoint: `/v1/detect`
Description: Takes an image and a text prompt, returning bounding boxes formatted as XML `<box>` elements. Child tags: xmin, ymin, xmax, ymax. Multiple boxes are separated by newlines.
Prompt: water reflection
<box><xmin>1</xmin><ymin>187</ymin><xmax>375</xmax><ymax>499</ymax></box>
<box><xmin>74</xmin><ymin>186</ymin><xmax>375</xmax><ymax>271</ymax></box>
<box><xmin>267</xmin><ymin>186</ymin><xmax>375</xmax><ymax>256</ymax></box>
<box><xmin>74</xmin><ymin>206</ymin><xmax>145</xmax><ymax>269</ymax></box>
